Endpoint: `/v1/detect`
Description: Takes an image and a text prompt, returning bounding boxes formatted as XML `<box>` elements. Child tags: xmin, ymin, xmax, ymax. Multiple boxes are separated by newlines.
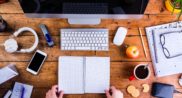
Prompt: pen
<box><xmin>21</xmin><ymin>86</ymin><xmax>25</xmax><ymax>98</ymax></box>
<box><xmin>138</xmin><ymin>27</ymin><xmax>148</xmax><ymax>58</ymax></box>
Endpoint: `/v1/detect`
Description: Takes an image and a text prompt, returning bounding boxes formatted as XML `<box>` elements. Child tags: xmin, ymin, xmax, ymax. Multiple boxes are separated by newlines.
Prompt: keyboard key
<box><xmin>75</xmin><ymin>47</ymin><xmax>91</xmax><ymax>50</ymax></box>
<box><xmin>101</xmin><ymin>44</ymin><xmax>108</xmax><ymax>47</ymax></box>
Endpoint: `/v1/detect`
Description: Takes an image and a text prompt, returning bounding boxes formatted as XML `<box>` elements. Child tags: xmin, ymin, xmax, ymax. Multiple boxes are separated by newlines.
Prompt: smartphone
<box><xmin>26</xmin><ymin>50</ymin><xmax>47</xmax><ymax>75</ymax></box>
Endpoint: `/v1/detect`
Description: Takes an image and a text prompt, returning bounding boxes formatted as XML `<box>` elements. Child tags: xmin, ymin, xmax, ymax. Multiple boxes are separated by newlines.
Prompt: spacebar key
<box><xmin>75</xmin><ymin>47</ymin><xmax>91</xmax><ymax>50</ymax></box>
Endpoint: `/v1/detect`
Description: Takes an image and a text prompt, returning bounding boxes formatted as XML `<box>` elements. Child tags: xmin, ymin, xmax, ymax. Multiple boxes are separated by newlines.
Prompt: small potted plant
<box><xmin>165</xmin><ymin>0</ymin><xmax>182</xmax><ymax>19</ymax></box>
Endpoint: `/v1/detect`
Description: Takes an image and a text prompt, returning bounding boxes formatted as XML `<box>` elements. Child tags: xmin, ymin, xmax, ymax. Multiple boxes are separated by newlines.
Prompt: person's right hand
<box><xmin>46</xmin><ymin>85</ymin><xmax>64</xmax><ymax>98</ymax></box>
<box><xmin>105</xmin><ymin>86</ymin><xmax>123</xmax><ymax>98</ymax></box>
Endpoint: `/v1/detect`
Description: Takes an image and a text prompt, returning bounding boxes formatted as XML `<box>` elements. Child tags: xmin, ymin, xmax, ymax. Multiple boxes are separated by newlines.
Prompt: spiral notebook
<box><xmin>58</xmin><ymin>56</ymin><xmax>110</xmax><ymax>94</ymax></box>
<box><xmin>146</xmin><ymin>21</ymin><xmax>182</xmax><ymax>77</ymax></box>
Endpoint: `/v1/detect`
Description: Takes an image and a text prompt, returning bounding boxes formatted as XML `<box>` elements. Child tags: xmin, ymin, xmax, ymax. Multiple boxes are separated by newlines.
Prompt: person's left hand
<box><xmin>46</xmin><ymin>85</ymin><xmax>64</xmax><ymax>98</ymax></box>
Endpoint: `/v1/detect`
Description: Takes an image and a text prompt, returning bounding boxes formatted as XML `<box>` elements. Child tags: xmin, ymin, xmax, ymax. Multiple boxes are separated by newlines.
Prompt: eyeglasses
<box><xmin>160</xmin><ymin>32</ymin><xmax>182</xmax><ymax>59</ymax></box>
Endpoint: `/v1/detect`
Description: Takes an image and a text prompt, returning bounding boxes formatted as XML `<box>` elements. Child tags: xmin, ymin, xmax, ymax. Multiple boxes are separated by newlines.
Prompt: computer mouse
<box><xmin>179</xmin><ymin>78</ymin><xmax>182</xmax><ymax>86</ymax></box>
<box><xmin>113</xmin><ymin>27</ymin><xmax>127</xmax><ymax>46</ymax></box>
<box><xmin>179</xmin><ymin>75</ymin><xmax>182</xmax><ymax>86</ymax></box>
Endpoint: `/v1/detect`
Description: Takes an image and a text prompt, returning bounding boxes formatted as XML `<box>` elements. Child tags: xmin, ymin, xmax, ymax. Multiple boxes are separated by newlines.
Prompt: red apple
<box><xmin>126</xmin><ymin>46</ymin><xmax>139</xmax><ymax>58</ymax></box>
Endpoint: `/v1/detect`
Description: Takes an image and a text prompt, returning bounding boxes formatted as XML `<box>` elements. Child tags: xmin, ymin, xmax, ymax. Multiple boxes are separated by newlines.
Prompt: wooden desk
<box><xmin>0</xmin><ymin>0</ymin><xmax>182</xmax><ymax>98</ymax></box>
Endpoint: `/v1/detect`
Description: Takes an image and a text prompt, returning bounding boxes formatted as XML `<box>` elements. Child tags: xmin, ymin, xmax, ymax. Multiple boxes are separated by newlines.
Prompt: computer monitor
<box><xmin>18</xmin><ymin>0</ymin><xmax>149</xmax><ymax>24</ymax></box>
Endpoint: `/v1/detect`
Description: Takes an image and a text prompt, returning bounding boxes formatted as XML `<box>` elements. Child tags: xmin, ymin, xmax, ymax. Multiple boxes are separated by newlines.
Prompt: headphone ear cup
<box><xmin>4</xmin><ymin>39</ymin><xmax>18</xmax><ymax>53</ymax></box>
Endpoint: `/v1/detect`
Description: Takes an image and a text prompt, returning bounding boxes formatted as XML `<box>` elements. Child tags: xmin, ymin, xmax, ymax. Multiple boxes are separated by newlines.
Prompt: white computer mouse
<box><xmin>179</xmin><ymin>78</ymin><xmax>182</xmax><ymax>86</ymax></box>
<box><xmin>113</xmin><ymin>27</ymin><xmax>127</xmax><ymax>46</ymax></box>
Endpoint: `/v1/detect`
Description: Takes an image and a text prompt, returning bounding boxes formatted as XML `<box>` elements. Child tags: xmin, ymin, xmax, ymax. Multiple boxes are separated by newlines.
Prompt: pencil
<box><xmin>138</xmin><ymin>28</ymin><xmax>147</xmax><ymax>58</ymax></box>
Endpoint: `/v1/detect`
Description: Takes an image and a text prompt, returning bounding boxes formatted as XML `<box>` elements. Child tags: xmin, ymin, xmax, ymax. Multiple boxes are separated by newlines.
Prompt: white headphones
<box><xmin>3</xmin><ymin>27</ymin><xmax>39</xmax><ymax>53</ymax></box>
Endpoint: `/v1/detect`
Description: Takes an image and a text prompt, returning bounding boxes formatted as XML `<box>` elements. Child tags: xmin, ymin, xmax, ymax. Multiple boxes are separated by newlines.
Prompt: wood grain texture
<box><xmin>0</xmin><ymin>62</ymin><xmax>182</xmax><ymax>98</ymax></box>
<box><xmin>0</xmin><ymin>14</ymin><xmax>179</xmax><ymax>37</ymax></box>
<box><xmin>0</xmin><ymin>35</ymin><xmax>151</xmax><ymax>62</ymax></box>
<box><xmin>1</xmin><ymin>0</ymin><xmax>182</xmax><ymax>98</ymax></box>
<box><xmin>0</xmin><ymin>0</ymin><xmax>23</xmax><ymax>13</ymax></box>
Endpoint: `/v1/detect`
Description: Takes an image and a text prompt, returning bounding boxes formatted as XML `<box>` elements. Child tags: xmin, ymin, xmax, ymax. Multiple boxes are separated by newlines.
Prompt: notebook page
<box><xmin>85</xmin><ymin>57</ymin><xmax>110</xmax><ymax>93</ymax></box>
<box><xmin>58</xmin><ymin>56</ymin><xmax>84</xmax><ymax>94</ymax></box>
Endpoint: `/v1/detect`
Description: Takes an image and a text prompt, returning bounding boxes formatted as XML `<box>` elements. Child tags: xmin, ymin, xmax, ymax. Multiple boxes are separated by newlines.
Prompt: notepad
<box><xmin>11</xmin><ymin>82</ymin><xmax>33</xmax><ymax>98</ymax></box>
<box><xmin>0</xmin><ymin>64</ymin><xmax>18</xmax><ymax>85</ymax></box>
<box><xmin>145</xmin><ymin>21</ymin><xmax>182</xmax><ymax>77</ymax></box>
<box><xmin>58</xmin><ymin>56</ymin><xmax>110</xmax><ymax>94</ymax></box>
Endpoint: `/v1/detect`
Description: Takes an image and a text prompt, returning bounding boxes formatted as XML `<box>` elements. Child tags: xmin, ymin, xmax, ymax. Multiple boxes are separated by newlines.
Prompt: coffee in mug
<box><xmin>129</xmin><ymin>64</ymin><xmax>150</xmax><ymax>81</ymax></box>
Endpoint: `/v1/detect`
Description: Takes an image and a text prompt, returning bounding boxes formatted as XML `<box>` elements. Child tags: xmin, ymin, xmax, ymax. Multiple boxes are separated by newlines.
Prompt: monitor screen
<box><xmin>19</xmin><ymin>0</ymin><xmax>149</xmax><ymax>15</ymax></box>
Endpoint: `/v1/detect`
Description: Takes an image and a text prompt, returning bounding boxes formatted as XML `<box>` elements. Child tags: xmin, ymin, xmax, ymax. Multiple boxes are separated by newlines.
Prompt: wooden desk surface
<box><xmin>0</xmin><ymin>0</ymin><xmax>182</xmax><ymax>98</ymax></box>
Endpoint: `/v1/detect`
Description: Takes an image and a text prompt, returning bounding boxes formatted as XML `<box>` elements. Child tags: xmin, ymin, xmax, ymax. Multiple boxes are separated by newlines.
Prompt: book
<box><xmin>58</xmin><ymin>56</ymin><xmax>110</xmax><ymax>94</ymax></box>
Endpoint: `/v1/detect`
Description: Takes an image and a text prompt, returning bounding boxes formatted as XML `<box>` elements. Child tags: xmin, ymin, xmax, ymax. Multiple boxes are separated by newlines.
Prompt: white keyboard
<box><xmin>61</xmin><ymin>29</ymin><xmax>109</xmax><ymax>51</ymax></box>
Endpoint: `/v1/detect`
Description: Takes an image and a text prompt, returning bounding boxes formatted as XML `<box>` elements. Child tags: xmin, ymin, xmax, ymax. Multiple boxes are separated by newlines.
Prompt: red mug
<box><xmin>129</xmin><ymin>64</ymin><xmax>150</xmax><ymax>81</ymax></box>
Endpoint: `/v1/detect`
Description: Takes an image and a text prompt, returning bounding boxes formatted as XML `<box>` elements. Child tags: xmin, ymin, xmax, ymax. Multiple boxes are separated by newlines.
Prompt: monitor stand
<box><xmin>68</xmin><ymin>18</ymin><xmax>101</xmax><ymax>25</ymax></box>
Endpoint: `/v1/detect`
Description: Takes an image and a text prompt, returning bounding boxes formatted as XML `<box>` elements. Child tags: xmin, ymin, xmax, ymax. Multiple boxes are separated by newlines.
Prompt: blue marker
<box><xmin>21</xmin><ymin>86</ymin><xmax>25</xmax><ymax>98</ymax></box>
<box><xmin>39</xmin><ymin>24</ymin><xmax>54</xmax><ymax>47</ymax></box>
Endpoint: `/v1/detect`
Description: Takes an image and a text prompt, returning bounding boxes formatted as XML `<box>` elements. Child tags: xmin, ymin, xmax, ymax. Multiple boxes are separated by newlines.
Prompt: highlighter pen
<box><xmin>39</xmin><ymin>24</ymin><xmax>54</xmax><ymax>47</ymax></box>
<box><xmin>21</xmin><ymin>86</ymin><xmax>25</xmax><ymax>98</ymax></box>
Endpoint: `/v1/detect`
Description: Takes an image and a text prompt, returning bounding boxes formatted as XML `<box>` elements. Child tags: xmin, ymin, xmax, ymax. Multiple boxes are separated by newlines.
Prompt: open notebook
<box><xmin>58</xmin><ymin>56</ymin><xmax>110</xmax><ymax>94</ymax></box>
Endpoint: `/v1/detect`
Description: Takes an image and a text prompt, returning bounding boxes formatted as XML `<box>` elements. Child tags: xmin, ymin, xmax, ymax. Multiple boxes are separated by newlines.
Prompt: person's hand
<box><xmin>105</xmin><ymin>86</ymin><xmax>123</xmax><ymax>98</ymax></box>
<box><xmin>46</xmin><ymin>85</ymin><xmax>64</xmax><ymax>98</ymax></box>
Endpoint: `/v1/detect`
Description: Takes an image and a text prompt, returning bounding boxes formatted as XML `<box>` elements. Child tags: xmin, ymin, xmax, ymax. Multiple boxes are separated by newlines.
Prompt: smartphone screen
<box><xmin>28</xmin><ymin>52</ymin><xmax>46</xmax><ymax>72</ymax></box>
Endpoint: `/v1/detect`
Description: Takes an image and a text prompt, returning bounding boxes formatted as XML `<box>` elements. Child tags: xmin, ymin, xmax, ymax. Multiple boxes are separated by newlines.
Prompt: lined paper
<box><xmin>85</xmin><ymin>57</ymin><xmax>110</xmax><ymax>93</ymax></box>
<box><xmin>59</xmin><ymin>56</ymin><xmax>84</xmax><ymax>94</ymax></box>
